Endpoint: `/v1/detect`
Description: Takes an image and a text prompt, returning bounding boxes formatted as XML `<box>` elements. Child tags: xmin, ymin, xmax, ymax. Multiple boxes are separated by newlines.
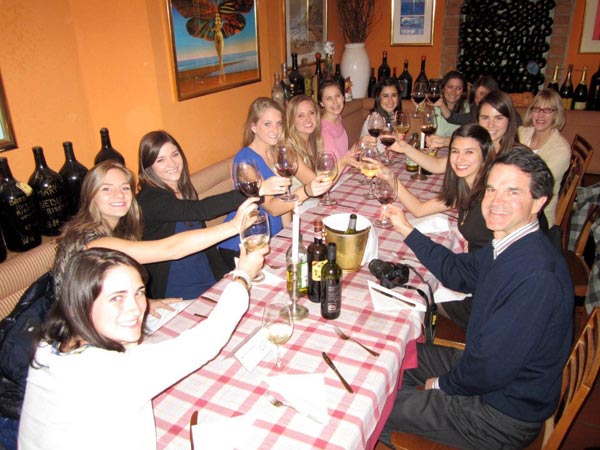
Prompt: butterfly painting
<box><xmin>168</xmin><ymin>0</ymin><xmax>260</xmax><ymax>99</ymax></box>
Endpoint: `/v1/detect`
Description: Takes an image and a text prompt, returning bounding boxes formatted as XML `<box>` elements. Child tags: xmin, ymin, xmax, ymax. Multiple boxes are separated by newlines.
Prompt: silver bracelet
<box><xmin>230</xmin><ymin>269</ymin><xmax>252</xmax><ymax>291</ymax></box>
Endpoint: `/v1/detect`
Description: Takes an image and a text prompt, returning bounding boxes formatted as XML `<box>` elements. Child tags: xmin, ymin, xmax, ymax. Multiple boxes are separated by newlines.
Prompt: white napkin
<box><xmin>409</xmin><ymin>213</ymin><xmax>450</xmax><ymax>234</ymax></box>
<box><xmin>143</xmin><ymin>301</ymin><xmax>190</xmax><ymax>335</ymax></box>
<box><xmin>433</xmin><ymin>285</ymin><xmax>472</xmax><ymax>304</ymax></box>
<box><xmin>322</xmin><ymin>213</ymin><xmax>378</xmax><ymax>267</ymax></box>
<box><xmin>368</xmin><ymin>280</ymin><xmax>426</xmax><ymax>312</ymax></box>
<box><xmin>191</xmin><ymin>411</ymin><xmax>261</xmax><ymax>450</ymax></box>
<box><xmin>266</xmin><ymin>373</ymin><xmax>329</xmax><ymax>424</ymax></box>
<box><xmin>234</xmin><ymin>257</ymin><xmax>284</xmax><ymax>286</ymax></box>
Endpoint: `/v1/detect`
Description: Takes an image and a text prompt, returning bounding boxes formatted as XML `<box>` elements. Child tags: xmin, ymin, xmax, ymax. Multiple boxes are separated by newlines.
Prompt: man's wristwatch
<box><xmin>231</xmin><ymin>269</ymin><xmax>252</xmax><ymax>292</ymax></box>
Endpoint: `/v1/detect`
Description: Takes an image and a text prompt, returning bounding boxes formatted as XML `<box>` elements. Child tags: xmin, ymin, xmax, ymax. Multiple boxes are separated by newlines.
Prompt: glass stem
<box><xmin>276</xmin><ymin>344</ymin><xmax>282</xmax><ymax>369</ymax></box>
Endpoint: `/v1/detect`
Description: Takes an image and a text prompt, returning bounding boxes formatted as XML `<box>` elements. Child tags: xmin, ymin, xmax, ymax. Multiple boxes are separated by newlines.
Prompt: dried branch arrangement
<box><xmin>336</xmin><ymin>0</ymin><xmax>377</xmax><ymax>43</ymax></box>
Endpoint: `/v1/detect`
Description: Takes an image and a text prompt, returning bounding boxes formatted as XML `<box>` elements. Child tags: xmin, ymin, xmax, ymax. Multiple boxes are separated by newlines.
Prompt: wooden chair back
<box><xmin>556</xmin><ymin>150</ymin><xmax>584</xmax><ymax>249</ymax></box>
<box><xmin>536</xmin><ymin>308</ymin><xmax>600</xmax><ymax>450</ymax></box>
<box><xmin>572</xmin><ymin>134</ymin><xmax>594</xmax><ymax>174</ymax></box>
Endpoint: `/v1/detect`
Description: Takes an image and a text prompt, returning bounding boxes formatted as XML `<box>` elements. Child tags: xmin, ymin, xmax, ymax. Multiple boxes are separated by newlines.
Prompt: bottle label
<box><xmin>299</xmin><ymin>260</ymin><xmax>308</xmax><ymax>290</ymax></box>
<box><xmin>324</xmin><ymin>281</ymin><xmax>341</xmax><ymax>314</ymax></box>
<box><xmin>406</xmin><ymin>158</ymin><xmax>418</xmax><ymax>172</ymax></box>
<box><xmin>312</xmin><ymin>260</ymin><xmax>327</xmax><ymax>281</ymax></box>
<box><xmin>573</xmin><ymin>101</ymin><xmax>586</xmax><ymax>110</ymax></box>
<box><xmin>562</xmin><ymin>98</ymin><xmax>573</xmax><ymax>109</ymax></box>
<box><xmin>17</xmin><ymin>182</ymin><xmax>33</xmax><ymax>196</ymax></box>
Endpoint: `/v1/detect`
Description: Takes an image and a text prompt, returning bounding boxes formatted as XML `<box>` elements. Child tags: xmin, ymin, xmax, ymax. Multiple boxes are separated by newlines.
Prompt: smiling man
<box><xmin>379</xmin><ymin>147</ymin><xmax>573</xmax><ymax>450</ymax></box>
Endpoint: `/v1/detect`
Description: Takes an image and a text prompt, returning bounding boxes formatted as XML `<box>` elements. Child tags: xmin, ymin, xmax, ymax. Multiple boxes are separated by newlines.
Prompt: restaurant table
<box><xmin>148</xmin><ymin>151</ymin><xmax>465</xmax><ymax>450</ymax></box>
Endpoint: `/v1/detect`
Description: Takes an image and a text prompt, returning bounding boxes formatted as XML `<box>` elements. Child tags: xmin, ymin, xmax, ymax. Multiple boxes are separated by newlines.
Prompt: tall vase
<box><xmin>340</xmin><ymin>43</ymin><xmax>370</xmax><ymax>99</ymax></box>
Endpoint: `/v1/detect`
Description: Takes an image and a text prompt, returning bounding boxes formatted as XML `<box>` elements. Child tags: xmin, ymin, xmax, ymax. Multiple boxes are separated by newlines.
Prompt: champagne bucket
<box><xmin>322</xmin><ymin>213</ymin><xmax>371</xmax><ymax>272</ymax></box>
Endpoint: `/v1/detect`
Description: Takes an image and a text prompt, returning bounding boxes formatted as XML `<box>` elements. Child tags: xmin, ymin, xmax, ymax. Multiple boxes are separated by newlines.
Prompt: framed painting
<box><xmin>580</xmin><ymin>0</ymin><xmax>600</xmax><ymax>53</ymax></box>
<box><xmin>285</xmin><ymin>0</ymin><xmax>327</xmax><ymax>66</ymax></box>
<box><xmin>391</xmin><ymin>0</ymin><xmax>435</xmax><ymax>46</ymax></box>
<box><xmin>167</xmin><ymin>0</ymin><xmax>261</xmax><ymax>100</ymax></box>
<box><xmin>0</xmin><ymin>72</ymin><xmax>16</xmax><ymax>152</ymax></box>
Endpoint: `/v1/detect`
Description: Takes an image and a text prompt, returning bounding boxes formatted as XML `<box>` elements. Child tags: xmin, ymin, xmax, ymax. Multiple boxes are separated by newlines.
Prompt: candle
<box><xmin>420</xmin><ymin>131</ymin><xmax>425</xmax><ymax>150</ymax></box>
<box><xmin>291</xmin><ymin>202</ymin><xmax>300</xmax><ymax>263</ymax></box>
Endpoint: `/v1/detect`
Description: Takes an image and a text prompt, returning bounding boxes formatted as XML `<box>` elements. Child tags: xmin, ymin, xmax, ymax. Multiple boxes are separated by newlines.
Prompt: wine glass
<box><xmin>373</xmin><ymin>176</ymin><xmax>397</xmax><ymax>228</ymax></box>
<box><xmin>360</xmin><ymin>143</ymin><xmax>380</xmax><ymax>199</ymax></box>
<box><xmin>367</xmin><ymin>112</ymin><xmax>384</xmax><ymax>139</ymax></box>
<box><xmin>394</xmin><ymin>112</ymin><xmax>410</xmax><ymax>141</ymax></box>
<box><xmin>427</xmin><ymin>78</ymin><xmax>442</xmax><ymax>104</ymax></box>
<box><xmin>315</xmin><ymin>152</ymin><xmax>338</xmax><ymax>206</ymax></box>
<box><xmin>379</xmin><ymin>122</ymin><xmax>396</xmax><ymax>166</ymax></box>
<box><xmin>271</xmin><ymin>144</ymin><xmax>298</xmax><ymax>202</ymax></box>
<box><xmin>240</xmin><ymin>209</ymin><xmax>270</xmax><ymax>281</ymax></box>
<box><xmin>233</xmin><ymin>160</ymin><xmax>262</xmax><ymax>197</ymax></box>
<box><xmin>262</xmin><ymin>300</ymin><xmax>294</xmax><ymax>370</ymax></box>
<box><xmin>412</xmin><ymin>81</ymin><xmax>427</xmax><ymax>117</ymax></box>
<box><xmin>411</xmin><ymin>110</ymin><xmax>437</xmax><ymax>181</ymax></box>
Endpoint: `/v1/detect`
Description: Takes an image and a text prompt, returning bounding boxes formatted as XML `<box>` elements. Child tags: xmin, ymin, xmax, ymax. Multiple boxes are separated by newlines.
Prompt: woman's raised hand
<box><xmin>425</xmin><ymin>134</ymin><xmax>450</xmax><ymax>149</ymax></box>
<box><xmin>308</xmin><ymin>174</ymin><xmax>334</xmax><ymax>197</ymax></box>
<box><xmin>260</xmin><ymin>175</ymin><xmax>291</xmax><ymax>196</ymax></box>
<box><xmin>388</xmin><ymin>139</ymin><xmax>413</xmax><ymax>155</ymax></box>
<box><xmin>231</xmin><ymin>197</ymin><xmax>259</xmax><ymax>234</ymax></box>
<box><xmin>383</xmin><ymin>204</ymin><xmax>414</xmax><ymax>237</ymax></box>
<box><xmin>237</xmin><ymin>241</ymin><xmax>269</xmax><ymax>280</ymax></box>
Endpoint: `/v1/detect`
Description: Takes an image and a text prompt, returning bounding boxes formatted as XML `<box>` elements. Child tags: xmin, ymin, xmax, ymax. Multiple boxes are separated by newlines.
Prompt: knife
<box><xmin>322</xmin><ymin>352</ymin><xmax>354</xmax><ymax>394</ymax></box>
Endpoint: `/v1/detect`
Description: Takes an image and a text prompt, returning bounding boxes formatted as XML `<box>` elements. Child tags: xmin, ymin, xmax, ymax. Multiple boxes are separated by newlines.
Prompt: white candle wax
<box><xmin>291</xmin><ymin>202</ymin><xmax>300</xmax><ymax>263</ymax></box>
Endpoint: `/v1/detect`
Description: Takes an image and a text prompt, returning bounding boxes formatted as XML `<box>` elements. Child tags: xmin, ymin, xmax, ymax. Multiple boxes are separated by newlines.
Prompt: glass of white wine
<box><xmin>262</xmin><ymin>300</ymin><xmax>294</xmax><ymax>370</ymax></box>
<box><xmin>361</xmin><ymin>143</ymin><xmax>380</xmax><ymax>200</ymax></box>
<box><xmin>316</xmin><ymin>152</ymin><xmax>338</xmax><ymax>206</ymax></box>
<box><xmin>240</xmin><ymin>209</ymin><xmax>270</xmax><ymax>281</ymax></box>
<box><xmin>395</xmin><ymin>112</ymin><xmax>410</xmax><ymax>140</ymax></box>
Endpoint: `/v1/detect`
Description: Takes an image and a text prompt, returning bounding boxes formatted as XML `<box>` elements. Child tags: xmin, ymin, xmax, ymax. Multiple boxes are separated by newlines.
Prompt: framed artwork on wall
<box><xmin>0</xmin><ymin>72</ymin><xmax>17</xmax><ymax>152</ymax></box>
<box><xmin>391</xmin><ymin>0</ymin><xmax>435</xmax><ymax>46</ymax></box>
<box><xmin>285</xmin><ymin>0</ymin><xmax>327</xmax><ymax>66</ymax></box>
<box><xmin>167</xmin><ymin>0</ymin><xmax>261</xmax><ymax>100</ymax></box>
<box><xmin>580</xmin><ymin>0</ymin><xmax>600</xmax><ymax>53</ymax></box>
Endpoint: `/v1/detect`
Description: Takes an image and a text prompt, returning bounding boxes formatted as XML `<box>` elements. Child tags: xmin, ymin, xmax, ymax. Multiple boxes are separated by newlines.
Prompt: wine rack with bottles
<box><xmin>457</xmin><ymin>0</ymin><xmax>555</xmax><ymax>93</ymax></box>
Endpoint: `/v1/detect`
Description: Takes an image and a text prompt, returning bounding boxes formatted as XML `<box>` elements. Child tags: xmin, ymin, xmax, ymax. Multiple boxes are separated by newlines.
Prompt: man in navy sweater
<box><xmin>380</xmin><ymin>147</ymin><xmax>573</xmax><ymax>449</ymax></box>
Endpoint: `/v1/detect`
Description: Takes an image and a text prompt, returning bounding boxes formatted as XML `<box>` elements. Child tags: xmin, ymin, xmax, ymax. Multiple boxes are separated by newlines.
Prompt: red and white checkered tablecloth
<box><xmin>148</xmin><ymin>155</ymin><xmax>464</xmax><ymax>450</ymax></box>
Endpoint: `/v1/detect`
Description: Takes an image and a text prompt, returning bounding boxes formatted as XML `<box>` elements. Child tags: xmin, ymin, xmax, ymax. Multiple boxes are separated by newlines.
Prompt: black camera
<box><xmin>368</xmin><ymin>259</ymin><xmax>409</xmax><ymax>289</ymax></box>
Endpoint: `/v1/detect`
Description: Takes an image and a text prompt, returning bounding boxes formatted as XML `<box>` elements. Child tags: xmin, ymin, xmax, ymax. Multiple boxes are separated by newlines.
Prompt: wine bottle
<box><xmin>573</xmin><ymin>66</ymin><xmax>588</xmax><ymax>110</ymax></box>
<box><xmin>59</xmin><ymin>141</ymin><xmax>88</xmax><ymax>218</ymax></box>
<box><xmin>559</xmin><ymin>64</ymin><xmax>574</xmax><ymax>110</ymax></box>
<box><xmin>368</xmin><ymin>67</ymin><xmax>377</xmax><ymax>98</ymax></box>
<box><xmin>280</xmin><ymin>63</ymin><xmax>292</xmax><ymax>102</ymax></box>
<box><xmin>398</xmin><ymin>60</ymin><xmax>412</xmax><ymax>99</ymax></box>
<box><xmin>0</xmin><ymin>229</ymin><xmax>6</xmax><ymax>263</ymax></box>
<box><xmin>334</xmin><ymin>63</ymin><xmax>345</xmax><ymax>96</ymax></box>
<box><xmin>0</xmin><ymin>157</ymin><xmax>41</xmax><ymax>252</ymax></box>
<box><xmin>586</xmin><ymin>64</ymin><xmax>600</xmax><ymax>110</ymax></box>
<box><xmin>377</xmin><ymin>51</ymin><xmax>391</xmax><ymax>83</ymax></box>
<box><xmin>286</xmin><ymin>234</ymin><xmax>308</xmax><ymax>296</ymax></box>
<box><xmin>344</xmin><ymin>213</ymin><xmax>357</xmax><ymax>234</ymax></box>
<box><xmin>94</xmin><ymin>128</ymin><xmax>125</xmax><ymax>165</ymax></box>
<box><xmin>320</xmin><ymin>242</ymin><xmax>342</xmax><ymax>320</ymax></box>
<box><xmin>392</xmin><ymin>67</ymin><xmax>398</xmax><ymax>84</ymax></box>
<box><xmin>307</xmin><ymin>219</ymin><xmax>328</xmax><ymax>303</ymax></box>
<box><xmin>406</xmin><ymin>132</ymin><xmax>419</xmax><ymax>173</ymax></box>
<box><xmin>415</xmin><ymin>56</ymin><xmax>429</xmax><ymax>86</ymax></box>
<box><xmin>271</xmin><ymin>72</ymin><xmax>285</xmax><ymax>107</ymax></box>
<box><xmin>28</xmin><ymin>146</ymin><xmax>69</xmax><ymax>236</ymax></box>
<box><xmin>289</xmin><ymin>53</ymin><xmax>305</xmax><ymax>96</ymax></box>
<box><xmin>313</xmin><ymin>52</ymin><xmax>323</xmax><ymax>100</ymax></box>
<box><xmin>323</xmin><ymin>42</ymin><xmax>335</xmax><ymax>80</ymax></box>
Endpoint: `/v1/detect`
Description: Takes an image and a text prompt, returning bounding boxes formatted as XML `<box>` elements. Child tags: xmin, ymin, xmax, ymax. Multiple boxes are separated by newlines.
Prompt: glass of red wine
<box><xmin>373</xmin><ymin>176</ymin><xmax>397</xmax><ymax>228</ymax></box>
<box><xmin>412</xmin><ymin>110</ymin><xmax>437</xmax><ymax>181</ymax></box>
<box><xmin>427</xmin><ymin>79</ymin><xmax>442</xmax><ymax>104</ymax></box>
<box><xmin>271</xmin><ymin>144</ymin><xmax>298</xmax><ymax>202</ymax></box>
<box><xmin>379</xmin><ymin>122</ymin><xmax>396</xmax><ymax>166</ymax></box>
<box><xmin>233</xmin><ymin>160</ymin><xmax>262</xmax><ymax>197</ymax></box>
<box><xmin>367</xmin><ymin>112</ymin><xmax>384</xmax><ymax>139</ymax></box>
<box><xmin>412</xmin><ymin>81</ymin><xmax>427</xmax><ymax>118</ymax></box>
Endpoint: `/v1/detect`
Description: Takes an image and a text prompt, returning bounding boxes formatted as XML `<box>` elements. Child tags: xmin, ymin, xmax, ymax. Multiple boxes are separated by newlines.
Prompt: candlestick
<box><xmin>288</xmin><ymin>262</ymin><xmax>308</xmax><ymax>320</ymax></box>
<box><xmin>291</xmin><ymin>202</ymin><xmax>300</xmax><ymax>264</ymax></box>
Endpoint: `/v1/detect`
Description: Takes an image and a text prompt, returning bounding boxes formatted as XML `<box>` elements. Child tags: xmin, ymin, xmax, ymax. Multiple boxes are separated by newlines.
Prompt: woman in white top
<box><xmin>518</xmin><ymin>88</ymin><xmax>570</xmax><ymax>226</ymax></box>
<box><xmin>18</xmin><ymin>246</ymin><xmax>265</xmax><ymax>450</ymax></box>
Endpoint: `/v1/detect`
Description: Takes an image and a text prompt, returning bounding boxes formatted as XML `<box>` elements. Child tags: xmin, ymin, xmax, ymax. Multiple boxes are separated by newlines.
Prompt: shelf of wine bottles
<box><xmin>457</xmin><ymin>0</ymin><xmax>555</xmax><ymax>93</ymax></box>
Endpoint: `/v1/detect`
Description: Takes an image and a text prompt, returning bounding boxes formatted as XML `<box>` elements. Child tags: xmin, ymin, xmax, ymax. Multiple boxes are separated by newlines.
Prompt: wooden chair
<box><xmin>563</xmin><ymin>203</ymin><xmax>600</xmax><ymax>297</ymax></box>
<box><xmin>190</xmin><ymin>410</ymin><xmax>198</xmax><ymax>450</ymax></box>
<box><xmin>555</xmin><ymin>150</ymin><xmax>585</xmax><ymax>250</ymax></box>
<box><xmin>572</xmin><ymin>134</ymin><xmax>594</xmax><ymax>174</ymax></box>
<box><xmin>432</xmin><ymin>315</ymin><xmax>465</xmax><ymax>350</ymax></box>
<box><xmin>390</xmin><ymin>308</ymin><xmax>600</xmax><ymax>450</ymax></box>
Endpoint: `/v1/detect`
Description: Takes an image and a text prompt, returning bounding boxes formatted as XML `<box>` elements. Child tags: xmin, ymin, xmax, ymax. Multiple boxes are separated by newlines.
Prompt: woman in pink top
<box><xmin>319</xmin><ymin>79</ymin><xmax>349</xmax><ymax>161</ymax></box>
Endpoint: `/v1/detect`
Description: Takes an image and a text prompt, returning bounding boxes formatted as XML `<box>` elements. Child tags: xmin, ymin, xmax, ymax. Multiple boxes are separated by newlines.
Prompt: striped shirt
<box><xmin>491</xmin><ymin>221</ymin><xmax>540</xmax><ymax>259</ymax></box>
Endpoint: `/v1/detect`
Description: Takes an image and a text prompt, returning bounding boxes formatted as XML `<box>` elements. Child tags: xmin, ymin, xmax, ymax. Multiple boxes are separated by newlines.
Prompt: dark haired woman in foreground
<box><xmin>18</xmin><ymin>246</ymin><xmax>265</xmax><ymax>450</ymax></box>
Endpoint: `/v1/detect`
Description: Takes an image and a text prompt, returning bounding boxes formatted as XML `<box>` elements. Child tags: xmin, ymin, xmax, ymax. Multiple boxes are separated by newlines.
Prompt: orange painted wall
<box><xmin>0</xmin><ymin>0</ymin><xmax>281</xmax><ymax>182</ymax></box>
<box><xmin>568</xmin><ymin>0</ymin><xmax>600</xmax><ymax>77</ymax></box>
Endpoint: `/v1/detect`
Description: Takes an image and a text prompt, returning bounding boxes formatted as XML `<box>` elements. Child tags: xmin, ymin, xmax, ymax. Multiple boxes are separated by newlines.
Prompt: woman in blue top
<box><xmin>218</xmin><ymin>97</ymin><xmax>333</xmax><ymax>267</ymax></box>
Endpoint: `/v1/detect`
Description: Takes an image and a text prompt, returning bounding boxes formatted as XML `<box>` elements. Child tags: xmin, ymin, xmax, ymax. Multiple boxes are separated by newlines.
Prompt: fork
<box><xmin>333</xmin><ymin>326</ymin><xmax>380</xmax><ymax>357</ymax></box>
<box><xmin>266</xmin><ymin>394</ymin><xmax>321</xmax><ymax>423</ymax></box>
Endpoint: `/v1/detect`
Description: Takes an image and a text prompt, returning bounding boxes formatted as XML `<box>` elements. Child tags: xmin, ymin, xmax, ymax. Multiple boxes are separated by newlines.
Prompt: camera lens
<box><xmin>368</xmin><ymin>259</ymin><xmax>395</xmax><ymax>279</ymax></box>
